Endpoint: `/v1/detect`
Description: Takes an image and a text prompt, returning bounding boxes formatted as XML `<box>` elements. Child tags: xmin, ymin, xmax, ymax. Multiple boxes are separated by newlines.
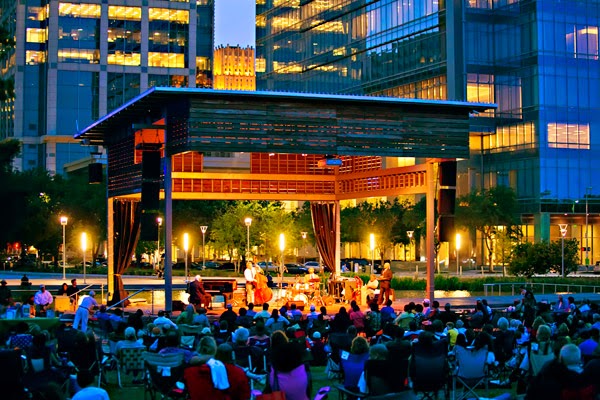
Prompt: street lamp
<box><xmin>183</xmin><ymin>232</ymin><xmax>189</xmax><ymax>283</ymax></box>
<box><xmin>201</xmin><ymin>225</ymin><xmax>208</xmax><ymax>269</ymax></box>
<box><xmin>157</xmin><ymin>217</ymin><xmax>162</xmax><ymax>271</ymax></box>
<box><xmin>60</xmin><ymin>216</ymin><xmax>68</xmax><ymax>280</ymax></box>
<box><xmin>585</xmin><ymin>186</ymin><xmax>592</xmax><ymax>267</ymax></box>
<box><xmin>279</xmin><ymin>233</ymin><xmax>285</xmax><ymax>290</ymax></box>
<box><xmin>370</xmin><ymin>233</ymin><xmax>375</xmax><ymax>274</ymax></box>
<box><xmin>456</xmin><ymin>233</ymin><xmax>461</xmax><ymax>276</ymax></box>
<box><xmin>244</xmin><ymin>217</ymin><xmax>252</xmax><ymax>259</ymax></box>
<box><xmin>301</xmin><ymin>231</ymin><xmax>307</xmax><ymax>264</ymax></box>
<box><xmin>81</xmin><ymin>232</ymin><xmax>87</xmax><ymax>284</ymax></box>
<box><xmin>407</xmin><ymin>230</ymin><xmax>415</xmax><ymax>274</ymax></box>
<box><xmin>559</xmin><ymin>224</ymin><xmax>568</xmax><ymax>277</ymax></box>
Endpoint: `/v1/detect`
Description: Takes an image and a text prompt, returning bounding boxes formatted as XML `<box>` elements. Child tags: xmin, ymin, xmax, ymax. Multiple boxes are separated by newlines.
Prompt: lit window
<box><xmin>566</xmin><ymin>26</ymin><xmax>599</xmax><ymax>60</ymax></box>
<box><xmin>26</xmin><ymin>50</ymin><xmax>46</xmax><ymax>64</ymax></box>
<box><xmin>107</xmin><ymin>52</ymin><xmax>141</xmax><ymax>66</ymax></box>
<box><xmin>547</xmin><ymin>123</ymin><xmax>590</xmax><ymax>149</ymax></box>
<box><xmin>467</xmin><ymin>74</ymin><xmax>494</xmax><ymax>117</ymax></box>
<box><xmin>58</xmin><ymin>3</ymin><xmax>101</xmax><ymax>18</ymax></box>
<box><xmin>27</xmin><ymin>6</ymin><xmax>47</xmax><ymax>21</ymax></box>
<box><xmin>26</xmin><ymin>28</ymin><xmax>46</xmax><ymax>43</ymax></box>
<box><xmin>108</xmin><ymin>6</ymin><xmax>141</xmax><ymax>21</ymax></box>
<box><xmin>148</xmin><ymin>8</ymin><xmax>189</xmax><ymax>23</ymax></box>
<box><xmin>148</xmin><ymin>52</ymin><xmax>185</xmax><ymax>68</ymax></box>
<box><xmin>58</xmin><ymin>49</ymin><xmax>100</xmax><ymax>63</ymax></box>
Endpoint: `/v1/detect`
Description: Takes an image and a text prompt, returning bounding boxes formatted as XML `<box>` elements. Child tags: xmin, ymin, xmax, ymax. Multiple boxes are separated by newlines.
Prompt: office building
<box><xmin>0</xmin><ymin>0</ymin><xmax>214</xmax><ymax>175</ymax></box>
<box><xmin>213</xmin><ymin>45</ymin><xmax>256</xmax><ymax>91</ymax></box>
<box><xmin>257</xmin><ymin>0</ymin><xmax>600</xmax><ymax>264</ymax></box>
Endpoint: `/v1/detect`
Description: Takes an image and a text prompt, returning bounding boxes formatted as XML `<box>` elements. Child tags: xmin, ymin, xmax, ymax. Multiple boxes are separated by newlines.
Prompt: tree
<box><xmin>402</xmin><ymin>196</ymin><xmax>426</xmax><ymax>260</ymax></box>
<box><xmin>455</xmin><ymin>186</ymin><xmax>520</xmax><ymax>271</ymax></box>
<box><xmin>508</xmin><ymin>239</ymin><xmax>579</xmax><ymax>277</ymax></box>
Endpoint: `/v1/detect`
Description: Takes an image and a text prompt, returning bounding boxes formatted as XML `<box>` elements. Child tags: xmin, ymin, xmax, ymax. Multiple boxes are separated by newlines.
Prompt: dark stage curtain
<box><xmin>110</xmin><ymin>199</ymin><xmax>141</xmax><ymax>306</ymax></box>
<box><xmin>310</xmin><ymin>202</ymin><xmax>337</xmax><ymax>272</ymax></box>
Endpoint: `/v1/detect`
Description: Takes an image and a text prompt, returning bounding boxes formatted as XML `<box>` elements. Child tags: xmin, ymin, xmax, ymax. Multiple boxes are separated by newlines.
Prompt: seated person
<box><xmin>363</xmin><ymin>274</ymin><xmax>379</xmax><ymax>303</ymax></box>
<box><xmin>159</xmin><ymin>330</ymin><xmax>198</xmax><ymax>364</ymax></box>
<box><xmin>184</xmin><ymin>337</ymin><xmax>250</xmax><ymax>400</ymax></box>
<box><xmin>115</xmin><ymin>327</ymin><xmax>144</xmax><ymax>356</ymax></box>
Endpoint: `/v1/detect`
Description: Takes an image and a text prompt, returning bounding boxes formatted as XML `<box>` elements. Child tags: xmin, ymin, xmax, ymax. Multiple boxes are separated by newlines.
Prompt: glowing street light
<box><xmin>81</xmin><ymin>232</ymin><xmax>87</xmax><ymax>284</ymax></box>
<box><xmin>156</xmin><ymin>217</ymin><xmax>162</xmax><ymax>271</ymax></box>
<box><xmin>559</xmin><ymin>224</ymin><xmax>568</xmax><ymax>277</ymax></box>
<box><xmin>301</xmin><ymin>231</ymin><xmax>308</xmax><ymax>264</ymax></box>
<box><xmin>244</xmin><ymin>217</ymin><xmax>252</xmax><ymax>259</ymax></box>
<box><xmin>183</xmin><ymin>232</ymin><xmax>189</xmax><ymax>283</ymax></box>
<box><xmin>201</xmin><ymin>225</ymin><xmax>208</xmax><ymax>269</ymax></box>
<box><xmin>279</xmin><ymin>233</ymin><xmax>285</xmax><ymax>290</ymax></box>
<box><xmin>456</xmin><ymin>233</ymin><xmax>461</xmax><ymax>276</ymax></box>
<box><xmin>60</xmin><ymin>216</ymin><xmax>68</xmax><ymax>280</ymax></box>
<box><xmin>370</xmin><ymin>233</ymin><xmax>375</xmax><ymax>274</ymax></box>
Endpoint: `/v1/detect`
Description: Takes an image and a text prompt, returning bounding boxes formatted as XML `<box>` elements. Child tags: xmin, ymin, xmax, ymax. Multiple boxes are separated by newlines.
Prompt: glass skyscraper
<box><xmin>257</xmin><ymin>0</ymin><xmax>600</xmax><ymax>261</ymax></box>
<box><xmin>0</xmin><ymin>0</ymin><xmax>213</xmax><ymax>175</ymax></box>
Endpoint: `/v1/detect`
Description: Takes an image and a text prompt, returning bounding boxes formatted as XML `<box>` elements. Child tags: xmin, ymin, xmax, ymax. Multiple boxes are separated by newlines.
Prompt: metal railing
<box><xmin>483</xmin><ymin>282</ymin><xmax>600</xmax><ymax>297</ymax></box>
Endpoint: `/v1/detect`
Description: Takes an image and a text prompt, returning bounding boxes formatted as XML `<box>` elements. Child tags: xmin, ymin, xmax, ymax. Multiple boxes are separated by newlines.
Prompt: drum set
<box><xmin>283</xmin><ymin>278</ymin><xmax>323</xmax><ymax>307</ymax></box>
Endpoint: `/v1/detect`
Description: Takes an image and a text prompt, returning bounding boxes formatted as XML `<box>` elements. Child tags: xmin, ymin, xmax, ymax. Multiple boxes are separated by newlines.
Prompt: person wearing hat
<box><xmin>34</xmin><ymin>284</ymin><xmax>53</xmax><ymax>316</ymax></box>
<box><xmin>0</xmin><ymin>279</ymin><xmax>13</xmax><ymax>307</ymax></box>
<box><xmin>73</xmin><ymin>290</ymin><xmax>99</xmax><ymax>332</ymax></box>
<box><xmin>377</xmin><ymin>262</ymin><xmax>393</xmax><ymax>305</ymax></box>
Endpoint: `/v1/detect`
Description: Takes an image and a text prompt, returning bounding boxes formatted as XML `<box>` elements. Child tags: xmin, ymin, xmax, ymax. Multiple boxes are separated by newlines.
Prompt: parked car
<box><xmin>304</xmin><ymin>261</ymin><xmax>332</xmax><ymax>273</ymax></box>
<box><xmin>218</xmin><ymin>262</ymin><xmax>236</xmax><ymax>270</ymax></box>
<box><xmin>203</xmin><ymin>261</ymin><xmax>222</xmax><ymax>269</ymax></box>
<box><xmin>172</xmin><ymin>261</ymin><xmax>203</xmax><ymax>270</ymax></box>
<box><xmin>285</xmin><ymin>263</ymin><xmax>308</xmax><ymax>275</ymax></box>
<box><xmin>258</xmin><ymin>261</ymin><xmax>278</xmax><ymax>272</ymax></box>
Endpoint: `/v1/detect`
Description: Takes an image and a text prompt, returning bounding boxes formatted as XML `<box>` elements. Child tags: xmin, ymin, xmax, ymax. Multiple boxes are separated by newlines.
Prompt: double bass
<box><xmin>254</xmin><ymin>270</ymin><xmax>273</xmax><ymax>305</ymax></box>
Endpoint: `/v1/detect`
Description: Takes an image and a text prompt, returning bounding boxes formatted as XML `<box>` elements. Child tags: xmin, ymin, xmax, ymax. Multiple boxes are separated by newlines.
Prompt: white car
<box><xmin>304</xmin><ymin>261</ymin><xmax>320</xmax><ymax>269</ymax></box>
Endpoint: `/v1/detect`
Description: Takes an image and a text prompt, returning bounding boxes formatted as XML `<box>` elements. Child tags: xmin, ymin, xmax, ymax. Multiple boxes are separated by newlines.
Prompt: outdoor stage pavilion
<box><xmin>76</xmin><ymin>88</ymin><xmax>493</xmax><ymax>311</ymax></box>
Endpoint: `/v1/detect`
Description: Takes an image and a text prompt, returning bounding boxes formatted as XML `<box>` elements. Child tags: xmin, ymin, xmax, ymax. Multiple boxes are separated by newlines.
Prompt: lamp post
<box><xmin>60</xmin><ymin>216</ymin><xmax>68</xmax><ymax>280</ymax></box>
<box><xmin>157</xmin><ymin>217</ymin><xmax>162</xmax><ymax>271</ymax></box>
<box><xmin>201</xmin><ymin>225</ymin><xmax>208</xmax><ymax>269</ymax></box>
<box><xmin>456</xmin><ymin>233</ymin><xmax>461</xmax><ymax>276</ymax></box>
<box><xmin>279</xmin><ymin>233</ymin><xmax>285</xmax><ymax>290</ymax></box>
<box><xmin>183</xmin><ymin>232</ymin><xmax>189</xmax><ymax>283</ymax></box>
<box><xmin>407</xmin><ymin>230</ymin><xmax>414</xmax><ymax>273</ymax></box>
<box><xmin>301</xmin><ymin>231</ymin><xmax>307</xmax><ymax>264</ymax></box>
<box><xmin>244</xmin><ymin>217</ymin><xmax>252</xmax><ymax>259</ymax></box>
<box><xmin>559</xmin><ymin>224</ymin><xmax>568</xmax><ymax>277</ymax></box>
<box><xmin>81</xmin><ymin>232</ymin><xmax>87</xmax><ymax>284</ymax></box>
<box><xmin>586</xmin><ymin>186</ymin><xmax>592</xmax><ymax>267</ymax></box>
<box><xmin>370</xmin><ymin>233</ymin><xmax>375</xmax><ymax>274</ymax></box>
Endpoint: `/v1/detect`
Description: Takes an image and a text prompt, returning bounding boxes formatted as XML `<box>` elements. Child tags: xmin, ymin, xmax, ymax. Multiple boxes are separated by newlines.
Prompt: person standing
<box><xmin>0</xmin><ymin>279</ymin><xmax>13</xmax><ymax>306</ymax></box>
<box><xmin>377</xmin><ymin>262</ymin><xmax>393</xmax><ymax>305</ymax></box>
<box><xmin>33</xmin><ymin>284</ymin><xmax>53</xmax><ymax>316</ymax></box>
<box><xmin>73</xmin><ymin>291</ymin><xmax>99</xmax><ymax>332</ymax></box>
<box><xmin>244</xmin><ymin>261</ymin><xmax>256</xmax><ymax>305</ymax></box>
<box><xmin>67</xmin><ymin>278</ymin><xmax>78</xmax><ymax>304</ymax></box>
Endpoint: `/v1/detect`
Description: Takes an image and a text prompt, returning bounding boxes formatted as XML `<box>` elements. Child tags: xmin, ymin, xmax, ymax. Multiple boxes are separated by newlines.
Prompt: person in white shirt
<box><xmin>244</xmin><ymin>261</ymin><xmax>256</xmax><ymax>305</ymax></box>
<box><xmin>363</xmin><ymin>274</ymin><xmax>379</xmax><ymax>303</ymax></box>
<box><xmin>154</xmin><ymin>310</ymin><xmax>178</xmax><ymax>330</ymax></box>
<box><xmin>33</xmin><ymin>284</ymin><xmax>53</xmax><ymax>316</ymax></box>
<box><xmin>73</xmin><ymin>290</ymin><xmax>100</xmax><ymax>332</ymax></box>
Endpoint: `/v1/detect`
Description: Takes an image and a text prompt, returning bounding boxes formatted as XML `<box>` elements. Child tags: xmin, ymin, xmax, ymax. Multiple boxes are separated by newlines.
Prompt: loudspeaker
<box><xmin>141</xmin><ymin>181</ymin><xmax>160</xmax><ymax>210</ymax></box>
<box><xmin>142</xmin><ymin>151</ymin><xmax>161</xmax><ymax>180</ymax></box>
<box><xmin>439</xmin><ymin>161</ymin><xmax>457</xmax><ymax>187</ymax></box>
<box><xmin>88</xmin><ymin>163</ymin><xmax>103</xmax><ymax>184</ymax></box>
<box><xmin>438</xmin><ymin>188</ymin><xmax>456</xmax><ymax>215</ymax></box>
<box><xmin>438</xmin><ymin>215</ymin><xmax>455</xmax><ymax>242</ymax></box>
<box><xmin>140</xmin><ymin>211</ymin><xmax>159</xmax><ymax>241</ymax></box>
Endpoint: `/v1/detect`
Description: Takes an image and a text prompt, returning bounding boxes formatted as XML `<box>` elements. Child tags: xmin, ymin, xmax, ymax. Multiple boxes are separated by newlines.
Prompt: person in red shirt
<box><xmin>184</xmin><ymin>336</ymin><xmax>250</xmax><ymax>400</ymax></box>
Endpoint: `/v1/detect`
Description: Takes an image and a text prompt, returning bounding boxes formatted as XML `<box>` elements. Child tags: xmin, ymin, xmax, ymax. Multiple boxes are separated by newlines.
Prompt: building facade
<box><xmin>0</xmin><ymin>0</ymin><xmax>214</xmax><ymax>175</ymax></box>
<box><xmin>256</xmin><ymin>0</ymin><xmax>600</xmax><ymax>264</ymax></box>
<box><xmin>213</xmin><ymin>45</ymin><xmax>256</xmax><ymax>90</ymax></box>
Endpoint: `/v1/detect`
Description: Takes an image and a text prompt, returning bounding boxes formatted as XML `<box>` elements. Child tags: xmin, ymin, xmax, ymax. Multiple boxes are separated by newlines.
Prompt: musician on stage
<box><xmin>244</xmin><ymin>261</ymin><xmax>257</xmax><ymax>305</ymax></box>
<box><xmin>377</xmin><ymin>262</ymin><xmax>393</xmax><ymax>305</ymax></box>
<box><xmin>304</xmin><ymin>267</ymin><xmax>319</xmax><ymax>283</ymax></box>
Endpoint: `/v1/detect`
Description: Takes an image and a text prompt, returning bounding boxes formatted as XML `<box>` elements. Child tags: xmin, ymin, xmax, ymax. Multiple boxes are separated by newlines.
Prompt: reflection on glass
<box><xmin>148</xmin><ymin>8</ymin><xmax>189</xmax><ymax>23</ymax></box>
<box><xmin>108</xmin><ymin>6</ymin><xmax>142</xmax><ymax>21</ymax></box>
<box><xmin>566</xmin><ymin>26</ymin><xmax>599</xmax><ymax>60</ymax></box>
<box><xmin>58</xmin><ymin>3</ymin><xmax>101</xmax><ymax>18</ymax></box>
<box><xmin>547</xmin><ymin>123</ymin><xmax>590</xmax><ymax>150</ymax></box>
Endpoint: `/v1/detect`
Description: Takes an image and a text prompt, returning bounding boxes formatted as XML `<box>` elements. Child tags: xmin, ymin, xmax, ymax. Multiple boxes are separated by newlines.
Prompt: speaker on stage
<box><xmin>141</xmin><ymin>181</ymin><xmax>160</xmax><ymax>210</ymax></box>
<box><xmin>88</xmin><ymin>163</ymin><xmax>103</xmax><ymax>184</ymax></box>
<box><xmin>438</xmin><ymin>215</ymin><xmax>455</xmax><ymax>242</ymax></box>
<box><xmin>142</xmin><ymin>151</ymin><xmax>161</xmax><ymax>180</ymax></box>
